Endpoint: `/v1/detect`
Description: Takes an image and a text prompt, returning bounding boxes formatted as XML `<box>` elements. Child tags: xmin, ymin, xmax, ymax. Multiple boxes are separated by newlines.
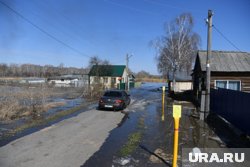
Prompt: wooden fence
<box><xmin>210</xmin><ymin>88</ymin><xmax>250</xmax><ymax>135</ymax></box>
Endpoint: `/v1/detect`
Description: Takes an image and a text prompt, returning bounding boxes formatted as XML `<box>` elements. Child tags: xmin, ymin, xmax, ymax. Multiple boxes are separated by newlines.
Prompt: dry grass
<box><xmin>0</xmin><ymin>85</ymin><xmax>84</xmax><ymax>120</ymax></box>
<box><xmin>136</xmin><ymin>78</ymin><xmax>165</xmax><ymax>83</ymax></box>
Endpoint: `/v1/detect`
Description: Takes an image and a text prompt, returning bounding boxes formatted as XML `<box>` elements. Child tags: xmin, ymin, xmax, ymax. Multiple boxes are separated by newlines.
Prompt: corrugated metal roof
<box><xmin>88</xmin><ymin>65</ymin><xmax>126</xmax><ymax>77</ymax></box>
<box><xmin>168</xmin><ymin>71</ymin><xmax>192</xmax><ymax>81</ymax></box>
<box><xmin>198</xmin><ymin>50</ymin><xmax>250</xmax><ymax>72</ymax></box>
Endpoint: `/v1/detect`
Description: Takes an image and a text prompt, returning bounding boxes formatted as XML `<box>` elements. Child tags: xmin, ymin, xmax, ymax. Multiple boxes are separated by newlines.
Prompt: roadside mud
<box><xmin>83</xmin><ymin>83</ymin><xmax>246</xmax><ymax>167</ymax></box>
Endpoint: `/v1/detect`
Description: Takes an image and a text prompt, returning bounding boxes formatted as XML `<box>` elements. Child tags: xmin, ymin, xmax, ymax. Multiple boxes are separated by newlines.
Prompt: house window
<box><xmin>94</xmin><ymin>77</ymin><xmax>99</xmax><ymax>82</ymax></box>
<box><xmin>215</xmin><ymin>80</ymin><xmax>241</xmax><ymax>91</ymax></box>
<box><xmin>216</xmin><ymin>81</ymin><xmax>227</xmax><ymax>89</ymax></box>
<box><xmin>228</xmin><ymin>81</ymin><xmax>241</xmax><ymax>90</ymax></box>
<box><xmin>103</xmin><ymin>77</ymin><xmax>108</xmax><ymax>83</ymax></box>
<box><xmin>111</xmin><ymin>77</ymin><xmax>116</xmax><ymax>84</ymax></box>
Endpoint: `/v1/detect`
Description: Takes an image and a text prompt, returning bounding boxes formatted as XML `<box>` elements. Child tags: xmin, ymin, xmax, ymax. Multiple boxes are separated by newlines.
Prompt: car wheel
<box><xmin>122</xmin><ymin>103</ymin><xmax>126</xmax><ymax>110</ymax></box>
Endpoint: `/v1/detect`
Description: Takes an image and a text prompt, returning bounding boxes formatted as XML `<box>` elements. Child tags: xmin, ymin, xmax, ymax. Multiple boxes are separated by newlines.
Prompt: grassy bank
<box><xmin>119</xmin><ymin>115</ymin><xmax>145</xmax><ymax>157</ymax></box>
<box><xmin>119</xmin><ymin>132</ymin><xmax>142</xmax><ymax>157</ymax></box>
<box><xmin>0</xmin><ymin>85</ymin><xmax>85</xmax><ymax>120</ymax></box>
<box><xmin>1</xmin><ymin>100</ymin><xmax>95</xmax><ymax>139</ymax></box>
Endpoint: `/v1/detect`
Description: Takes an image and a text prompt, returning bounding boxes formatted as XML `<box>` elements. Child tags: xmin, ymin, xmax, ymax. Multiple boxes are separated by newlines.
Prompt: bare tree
<box><xmin>153</xmin><ymin>13</ymin><xmax>200</xmax><ymax>91</ymax></box>
<box><xmin>88</xmin><ymin>56</ymin><xmax>111</xmax><ymax>67</ymax></box>
<box><xmin>0</xmin><ymin>63</ymin><xmax>8</xmax><ymax>77</ymax></box>
<box><xmin>88</xmin><ymin>56</ymin><xmax>101</xmax><ymax>68</ymax></box>
<box><xmin>102</xmin><ymin>59</ymin><xmax>110</xmax><ymax>65</ymax></box>
<box><xmin>0</xmin><ymin>62</ymin><xmax>89</xmax><ymax>78</ymax></box>
<box><xmin>136</xmin><ymin>70</ymin><xmax>151</xmax><ymax>78</ymax></box>
<box><xmin>87</xmin><ymin>56</ymin><xmax>112</xmax><ymax>97</ymax></box>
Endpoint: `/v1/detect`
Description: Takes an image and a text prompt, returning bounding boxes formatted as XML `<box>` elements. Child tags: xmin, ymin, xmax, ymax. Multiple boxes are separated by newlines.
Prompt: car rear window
<box><xmin>104</xmin><ymin>91</ymin><xmax>122</xmax><ymax>97</ymax></box>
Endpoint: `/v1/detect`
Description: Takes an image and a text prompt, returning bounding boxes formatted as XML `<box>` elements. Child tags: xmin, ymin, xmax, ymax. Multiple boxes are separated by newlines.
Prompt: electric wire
<box><xmin>213</xmin><ymin>24</ymin><xmax>242</xmax><ymax>52</ymax></box>
<box><xmin>0</xmin><ymin>0</ymin><xmax>90</xmax><ymax>58</ymax></box>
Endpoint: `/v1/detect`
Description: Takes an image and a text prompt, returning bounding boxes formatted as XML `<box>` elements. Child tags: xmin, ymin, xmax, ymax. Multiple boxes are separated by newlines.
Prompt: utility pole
<box><xmin>126</xmin><ymin>54</ymin><xmax>132</xmax><ymax>91</ymax></box>
<box><xmin>205</xmin><ymin>10</ymin><xmax>213</xmax><ymax>120</ymax></box>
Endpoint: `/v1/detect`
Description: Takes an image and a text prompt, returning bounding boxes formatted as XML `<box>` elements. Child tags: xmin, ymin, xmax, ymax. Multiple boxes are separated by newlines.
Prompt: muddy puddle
<box><xmin>44</xmin><ymin>98</ymin><xmax>84</xmax><ymax>116</ymax></box>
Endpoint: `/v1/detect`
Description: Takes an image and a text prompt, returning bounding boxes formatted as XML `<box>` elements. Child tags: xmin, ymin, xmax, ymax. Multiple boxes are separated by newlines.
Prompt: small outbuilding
<box><xmin>168</xmin><ymin>71</ymin><xmax>193</xmax><ymax>92</ymax></box>
<box><xmin>88</xmin><ymin>65</ymin><xmax>129</xmax><ymax>89</ymax></box>
<box><xmin>47</xmin><ymin>75</ymin><xmax>88</xmax><ymax>87</ymax></box>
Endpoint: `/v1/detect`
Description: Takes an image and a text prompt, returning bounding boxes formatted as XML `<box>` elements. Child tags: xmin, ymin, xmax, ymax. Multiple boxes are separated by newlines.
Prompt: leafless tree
<box><xmin>136</xmin><ymin>70</ymin><xmax>151</xmax><ymax>78</ymax></box>
<box><xmin>0</xmin><ymin>63</ymin><xmax>89</xmax><ymax>78</ymax></box>
<box><xmin>153</xmin><ymin>13</ymin><xmax>200</xmax><ymax>91</ymax></box>
<box><xmin>87</xmin><ymin>56</ymin><xmax>112</xmax><ymax>97</ymax></box>
<box><xmin>0</xmin><ymin>63</ymin><xmax>8</xmax><ymax>77</ymax></box>
<box><xmin>88</xmin><ymin>56</ymin><xmax>101</xmax><ymax>67</ymax></box>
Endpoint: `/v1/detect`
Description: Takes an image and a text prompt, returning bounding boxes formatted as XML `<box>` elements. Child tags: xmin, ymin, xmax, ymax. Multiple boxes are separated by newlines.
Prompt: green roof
<box><xmin>88</xmin><ymin>65</ymin><xmax>126</xmax><ymax>77</ymax></box>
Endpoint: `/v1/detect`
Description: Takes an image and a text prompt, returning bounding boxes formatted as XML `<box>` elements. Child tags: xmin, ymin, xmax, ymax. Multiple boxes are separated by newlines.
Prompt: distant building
<box><xmin>20</xmin><ymin>78</ymin><xmax>46</xmax><ymax>84</ymax></box>
<box><xmin>47</xmin><ymin>75</ymin><xmax>88</xmax><ymax>87</ymax></box>
<box><xmin>168</xmin><ymin>71</ymin><xmax>193</xmax><ymax>92</ymax></box>
<box><xmin>88</xmin><ymin>65</ymin><xmax>129</xmax><ymax>89</ymax></box>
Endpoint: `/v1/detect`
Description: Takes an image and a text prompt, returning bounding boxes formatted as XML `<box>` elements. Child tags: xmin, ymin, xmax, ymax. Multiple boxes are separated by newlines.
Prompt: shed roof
<box><xmin>168</xmin><ymin>71</ymin><xmax>192</xmax><ymax>82</ymax></box>
<box><xmin>47</xmin><ymin>75</ymin><xmax>83</xmax><ymax>81</ymax></box>
<box><xmin>88</xmin><ymin>65</ymin><xmax>126</xmax><ymax>77</ymax></box>
<box><xmin>198</xmin><ymin>50</ymin><xmax>250</xmax><ymax>72</ymax></box>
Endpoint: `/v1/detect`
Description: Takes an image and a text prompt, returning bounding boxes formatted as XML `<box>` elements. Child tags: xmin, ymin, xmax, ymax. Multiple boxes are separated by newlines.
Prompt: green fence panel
<box><xmin>129</xmin><ymin>82</ymin><xmax>135</xmax><ymax>88</ymax></box>
<box><xmin>118</xmin><ymin>83</ymin><xmax>126</xmax><ymax>90</ymax></box>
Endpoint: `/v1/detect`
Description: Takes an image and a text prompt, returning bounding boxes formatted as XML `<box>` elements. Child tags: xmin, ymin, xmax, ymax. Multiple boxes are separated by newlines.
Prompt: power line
<box><xmin>213</xmin><ymin>24</ymin><xmax>242</xmax><ymax>52</ymax></box>
<box><xmin>0</xmin><ymin>1</ymin><xmax>90</xmax><ymax>58</ymax></box>
<box><xmin>36</xmin><ymin>0</ymin><xmax>94</xmax><ymax>46</ymax></box>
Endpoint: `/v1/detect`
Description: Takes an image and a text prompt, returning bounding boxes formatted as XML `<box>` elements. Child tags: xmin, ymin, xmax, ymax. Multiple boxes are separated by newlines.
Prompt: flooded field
<box><xmin>0</xmin><ymin>85</ymin><xmax>88</xmax><ymax>145</ymax></box>
<box><xmin>0</xmin><ymin>85</ymin><xmax>85</xmax><ymax>120</ymax></box>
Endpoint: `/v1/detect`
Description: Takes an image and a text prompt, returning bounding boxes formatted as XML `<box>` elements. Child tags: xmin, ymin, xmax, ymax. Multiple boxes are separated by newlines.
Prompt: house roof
<box><xmin>168</xmin><ymin>71</ymin><xmax>192</xmax><ymax>82</ymax></box>
<box><xmin>197</xmin><ymin>50</ymin><xmax>250</xmax><ymax>72</ymax></box>
<box><xmin>88</xmin><ymin>65</ymin><xmax>126</xmax><ymax>77</ymax></box>
<box><xmin>47</xmin><ymin>75</ymin><xmax>84</xmax><ymax>81</ymax></box>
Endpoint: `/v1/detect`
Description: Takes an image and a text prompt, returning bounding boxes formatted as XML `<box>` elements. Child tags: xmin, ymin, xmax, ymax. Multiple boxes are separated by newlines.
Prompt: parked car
<box><xmin>98</xmin><ymin>90</ymin><xmax>131</xmax><ymax>111</ymax></box>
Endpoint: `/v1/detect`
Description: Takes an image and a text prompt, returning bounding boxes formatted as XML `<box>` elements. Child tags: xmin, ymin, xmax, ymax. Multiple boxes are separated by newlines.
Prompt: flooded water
<box><xmin>1</xmin><ymin>82</ymin><xmax>248</xmax><ymax>166</ymax></box>
<box><xmin>83</xmin><ymin>83</ymin><xmax>169</xmax><ymax>167</ymax></box>
<box><xmin>45</xmin><ymin>98</ymin><xmax>84</xmax><ymax>116</ymax></box>
<box><xmin>0</xmin><ymin>97</ymin><xmax>89</xmax><ymax>146</ymax></box>
<box><xmin>82</xmin><ymin>82</ymin><xmax>232</xmax><ymax>167</ymax></box>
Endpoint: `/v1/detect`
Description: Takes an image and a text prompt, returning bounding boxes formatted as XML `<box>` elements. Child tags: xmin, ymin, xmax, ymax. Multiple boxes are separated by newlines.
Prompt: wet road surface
<box><xmin>82</xmin><ymin>83</ymin><xmax>247</xmax><ymax>167</ymax></box>
<box><xmin>0</xmin><ymin>83</ymin><xmax>164</xmax><ymax>167</ymax></box>
<box><xmin>0</xmin><ymin>103</ymin><xmax>125</xmax><ymax>167</ymax></box>
<box><xmin>1</xmin><ymin>83</ymin><xmax>249</xmax><ymax>167</ymax></box>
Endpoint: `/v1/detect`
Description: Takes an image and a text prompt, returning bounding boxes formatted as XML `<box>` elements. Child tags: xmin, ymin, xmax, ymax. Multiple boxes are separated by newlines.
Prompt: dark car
<box><xmin>98</xmin><ymin>90</ymin><xmax>131</xmax><ymax>111</ymax></box>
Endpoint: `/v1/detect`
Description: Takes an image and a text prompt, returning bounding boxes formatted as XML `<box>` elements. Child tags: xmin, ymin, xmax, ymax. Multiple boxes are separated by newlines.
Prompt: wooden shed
<box><xmin>192</xmin><ymin>50</ymin><xmax>250</xmax><ymax>93</ymax></box>
<box><xmin>168</xmin><ymin>71</ymin><xmax>193</xmax><ymax>92</ymax></box>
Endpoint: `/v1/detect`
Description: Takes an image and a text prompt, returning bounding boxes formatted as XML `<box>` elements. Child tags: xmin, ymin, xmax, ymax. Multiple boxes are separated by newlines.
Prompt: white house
<box><xmin>88</xmin><ymin>65</ymin><xmax>128</xmax><ymax>89</ymax></box>
<box><xmin>168</xmin><ymin>71</ymin><xmax>193</xmax><ymax>92</ymax></box>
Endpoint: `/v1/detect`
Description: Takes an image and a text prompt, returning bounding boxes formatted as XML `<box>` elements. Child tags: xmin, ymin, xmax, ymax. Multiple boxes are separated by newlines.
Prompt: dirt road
<box><xmin>0</xmin><ymin>109</ymin><xmax>124</xmax><ymax>167</ymax></box>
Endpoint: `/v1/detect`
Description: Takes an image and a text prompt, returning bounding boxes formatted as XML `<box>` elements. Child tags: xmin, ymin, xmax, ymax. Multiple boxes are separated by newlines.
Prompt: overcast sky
<box><xmin>0</xmin><ymin>0</ymin><xmax>250</xmax><ymax>74</ymax></box>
